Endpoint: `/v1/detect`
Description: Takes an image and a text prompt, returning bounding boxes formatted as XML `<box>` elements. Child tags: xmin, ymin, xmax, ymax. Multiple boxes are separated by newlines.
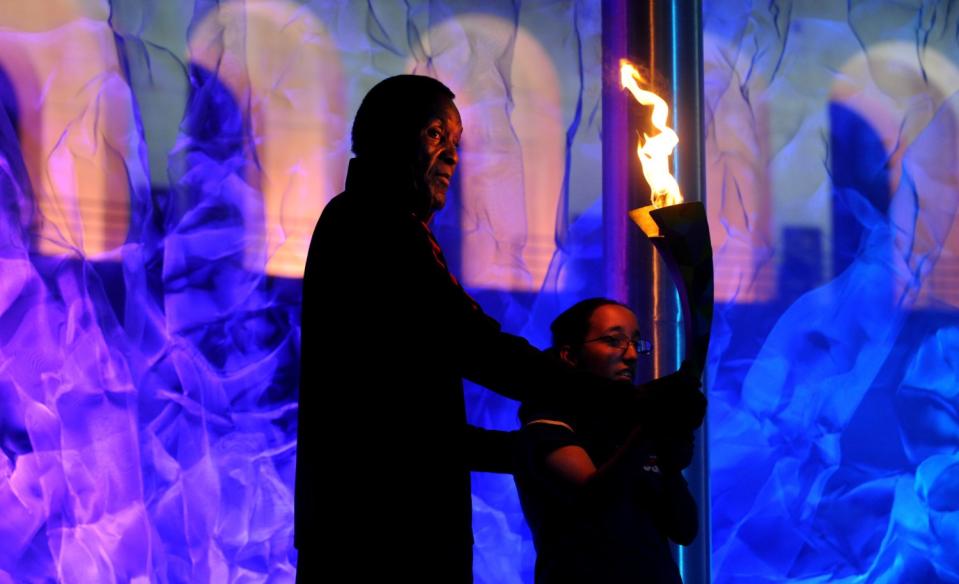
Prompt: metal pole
<box><xmin>602</xmin><ymin>0</ymin><xmax>630</xmax><ymax>302</ymax></box>
<box><xmin>669</xmin><ymin>2</ymin><xmax>711</xmax><ymax>581</ymax></box>
<box><xmin>603</xmin><ymin>1</ymin><xmax>710</xmax><ymax>581</ymax></box>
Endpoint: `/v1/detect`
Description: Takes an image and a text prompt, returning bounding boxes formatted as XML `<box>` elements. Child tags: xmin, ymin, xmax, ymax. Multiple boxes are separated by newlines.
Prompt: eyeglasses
<box><xmin>582</xmin><ymin>334</ymin><xmax>653</xmax><ymax>356</ymax></box>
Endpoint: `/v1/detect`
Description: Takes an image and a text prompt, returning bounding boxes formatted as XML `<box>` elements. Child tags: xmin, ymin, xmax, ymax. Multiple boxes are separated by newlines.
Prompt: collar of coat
<box><xmin>344</xmin><ymin>156</ymin><xmax>431</xmax><ymax>221</ymax></box>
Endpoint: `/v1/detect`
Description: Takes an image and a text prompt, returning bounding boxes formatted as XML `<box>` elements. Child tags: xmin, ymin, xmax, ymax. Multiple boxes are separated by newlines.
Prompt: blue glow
<box><xmin>0</xmin><ymin>2</ymin><xmax>605</xmax><ymax>582</ymax></box>
<box><xmin>1</xmin><ymin>2</ymin><xmax>957</xmax><ymax>583</ymax></box>
<box><xmin>704</xmin><ymin>2</ymin><xmax>959</xmax><ymax>582</ymax></box>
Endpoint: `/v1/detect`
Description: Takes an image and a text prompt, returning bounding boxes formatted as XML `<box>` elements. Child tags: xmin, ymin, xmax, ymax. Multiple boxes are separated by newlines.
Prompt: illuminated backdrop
<box><xmin>704</xmin><ymin>2</ymin><xmax>959</xmax><ymax>582</ymax></box>
<box><xmin>0</xmin><ymin>1</ymin><xmax>958</xmax><ymax>583</ymax></box>
<box><xmin>0</xmin><ymin>1</ymin><xmax>602</xmax><ymax>582</ymax></box>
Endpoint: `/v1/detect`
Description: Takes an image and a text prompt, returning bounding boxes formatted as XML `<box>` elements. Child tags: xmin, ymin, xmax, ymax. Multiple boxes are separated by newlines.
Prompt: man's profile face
<box><xmin>413</xmin><ymin>98</ymin><xmax>462</xmax><ymax>221</ymax></box>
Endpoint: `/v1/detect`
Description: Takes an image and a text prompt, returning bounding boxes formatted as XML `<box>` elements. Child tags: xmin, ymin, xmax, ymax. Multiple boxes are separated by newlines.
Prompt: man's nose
<box><xmin>623</xmin><ymin>342</ymin><xmax>639</xmax><ymax>362</ymax></box>
<box><xmin>441</xmin><ymin>143</ymin><xmax>458</xmax><ymax>166</ymax></box>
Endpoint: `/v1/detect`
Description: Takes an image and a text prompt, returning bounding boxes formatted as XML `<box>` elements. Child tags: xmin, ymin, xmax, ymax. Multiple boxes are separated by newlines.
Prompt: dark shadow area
<box><xmin>829</xmin><ymin>102</ymin><xmax>891</xmax><ymax>279</ymax></box>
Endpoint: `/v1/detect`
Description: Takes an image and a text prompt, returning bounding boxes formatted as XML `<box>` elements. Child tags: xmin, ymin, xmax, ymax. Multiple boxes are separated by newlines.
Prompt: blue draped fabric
<box><xmin>704</xmin><ymin>2</ymin><xmax>959</xmax><ymax>582</ymax></box>
<box><xmin>2</xmin><ymin>1</ymin><xmax>959</xmax><ymax>582</ymax></box>
<box><xmin>0</xmin><ymin>2</ymin><xmax>603</xmax><ymax>581</ymax></box>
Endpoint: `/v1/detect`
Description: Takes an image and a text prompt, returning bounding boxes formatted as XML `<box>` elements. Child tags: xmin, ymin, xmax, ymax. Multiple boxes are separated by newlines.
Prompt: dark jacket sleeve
<box><xmin>387</xmin><ymin>212</ymin><xmax>707</xmax><ymax>434</ymax></box>
<box><xmin>463</xmin><ymin>425</ymin><xmax>517</xmax><ymax>474</ymax></box>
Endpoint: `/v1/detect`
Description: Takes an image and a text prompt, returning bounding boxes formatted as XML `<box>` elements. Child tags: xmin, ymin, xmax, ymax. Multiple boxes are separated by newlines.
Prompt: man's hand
<box><xmin>633</xmin><ymin>360</ymin><xmax>707</xmax><ymax>435</ymax></box>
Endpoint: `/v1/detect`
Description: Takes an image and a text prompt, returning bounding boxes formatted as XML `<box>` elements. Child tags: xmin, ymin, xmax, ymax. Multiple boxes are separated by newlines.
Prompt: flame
<box><xmin>620</xmin><ymin>59</ymin><xmax>683</xmax><ymax>208</ymax></box>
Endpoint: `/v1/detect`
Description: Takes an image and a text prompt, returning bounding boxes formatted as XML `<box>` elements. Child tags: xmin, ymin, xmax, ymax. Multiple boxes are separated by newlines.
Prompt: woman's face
<box><xmin>563</xmin><ymin>304</ymin><xmax>641</xmax><ymax>382</ymax></box>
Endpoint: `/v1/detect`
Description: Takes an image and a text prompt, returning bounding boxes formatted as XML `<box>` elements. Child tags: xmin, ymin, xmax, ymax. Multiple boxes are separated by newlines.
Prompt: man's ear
<box><xmin>558</xmin><ymin>345</ymin><xmax>577</xmax><ymax>367</ymax></box>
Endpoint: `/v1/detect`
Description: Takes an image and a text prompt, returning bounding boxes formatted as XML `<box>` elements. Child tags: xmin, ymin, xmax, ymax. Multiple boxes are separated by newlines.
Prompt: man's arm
<box><xmin>388</xmin><ymin>214</ymin><xmax>706</xmax><ymax>435</ymax></box>
<box><xmin>463</xmin><ymin>425</ymin><xmax>516</xmax><ymax>474</ymax></box>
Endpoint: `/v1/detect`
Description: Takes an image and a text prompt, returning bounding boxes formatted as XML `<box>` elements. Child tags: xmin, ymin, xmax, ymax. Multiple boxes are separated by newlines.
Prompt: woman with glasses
<box><xmin>514</xmin><ymin>298</ymin><xmax>699</xmax><ymax>583</ymax></box>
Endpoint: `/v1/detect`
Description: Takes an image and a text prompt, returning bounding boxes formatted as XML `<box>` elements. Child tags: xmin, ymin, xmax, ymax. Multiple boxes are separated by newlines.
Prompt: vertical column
<box><xmin>603</xmin><ymin>0</ymin><xmax>710</xmax><ymax>581</ymax></box>
<box><xmin>602</xmin><ymin>0</ymin><xmax>630</xmax><ymax>301</ymax></box>
<box><xmin>670</xmin><ymin>3</ymin><xmax>711</xmax><ymax>582</ymax></box>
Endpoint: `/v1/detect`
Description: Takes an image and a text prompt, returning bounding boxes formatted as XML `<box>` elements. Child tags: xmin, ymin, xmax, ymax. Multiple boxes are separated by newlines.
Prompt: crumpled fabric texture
<box><xmin>2</xmin><ymin>0</ymin><xmax>958</xmax><ymax>582</ymax></box>
<box><xmin>704</xmin><ymin>1</ymin><xmax>959</xmax><ymax>582</ymax></box>
<box><xmin>0</xmin><ymin>1</ymin><xmax>603</xmax><ymax>582</ymax></box>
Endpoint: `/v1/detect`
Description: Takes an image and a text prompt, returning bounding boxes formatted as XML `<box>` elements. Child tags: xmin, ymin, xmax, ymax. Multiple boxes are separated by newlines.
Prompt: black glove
<box><xmin>633</xmin><ymin>360</ymin><xmax>706</xmax><ymax>435</ymax></box>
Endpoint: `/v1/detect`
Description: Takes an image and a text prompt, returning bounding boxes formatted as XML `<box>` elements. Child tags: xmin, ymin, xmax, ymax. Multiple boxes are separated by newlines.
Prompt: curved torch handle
<box><xmin>629</xmin><ymin>202</ymin><xmax>714</xmax><ymax>378</ymax></box>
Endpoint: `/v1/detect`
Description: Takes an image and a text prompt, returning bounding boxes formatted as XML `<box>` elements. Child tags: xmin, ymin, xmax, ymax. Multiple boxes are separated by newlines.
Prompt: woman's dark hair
<box><xmin>351</xmin><ymin>75</ymin><xmax>456</xmax><ymax>160</ymax></box>
<box><xmin>550</xmin><ymin>297</ymin><xmax>631</xmax><ymax>349</ymax></box>
<box><xmin>518</xmin><ymin>297</ymin><xmax>632</xmax><ymax>423</ymax></box>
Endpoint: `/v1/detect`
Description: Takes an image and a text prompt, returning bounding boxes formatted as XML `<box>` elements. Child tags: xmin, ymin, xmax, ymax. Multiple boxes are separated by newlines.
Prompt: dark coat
<box><xmin>295</xmin><ymin>159</ymin><xmax>629</xmax><ymax>582</ymax></box>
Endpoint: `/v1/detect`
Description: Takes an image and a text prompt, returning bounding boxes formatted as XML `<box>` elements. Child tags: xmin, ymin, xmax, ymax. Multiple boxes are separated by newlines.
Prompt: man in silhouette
<box><xmin>295</xmin><ymin>75</ymin><xmax>705</xmax><ymax>582</ymax></box>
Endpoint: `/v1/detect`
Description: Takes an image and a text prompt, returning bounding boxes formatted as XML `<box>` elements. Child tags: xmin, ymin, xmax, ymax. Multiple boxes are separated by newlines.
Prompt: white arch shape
<box><xmin>189</xmin><ymin>0</ymin><xmax>346</xmax><ymax>278</ymax></box>
<box><xmin>0</xmin><ymin>4</ymin><xmax>133</xmax><ymax>258</ymax></box>
<box><xmin>831</xmin><ymin>41</ymin><xmax>959</xmax><ymax>309</ymax></box>
<box><xmin>413</xmin><ymin>13</ymin><xmax>565</xmax><ymax>292</ymax></box>
<box><xmin>703</xmin><ymin>30</ymin><xmax>776</xmax><ymax>303</ymax></box>
<box><xmin>0</xmin><ymin>9</ymin><xmax>149</xmax><ymax>583</ymax></box>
